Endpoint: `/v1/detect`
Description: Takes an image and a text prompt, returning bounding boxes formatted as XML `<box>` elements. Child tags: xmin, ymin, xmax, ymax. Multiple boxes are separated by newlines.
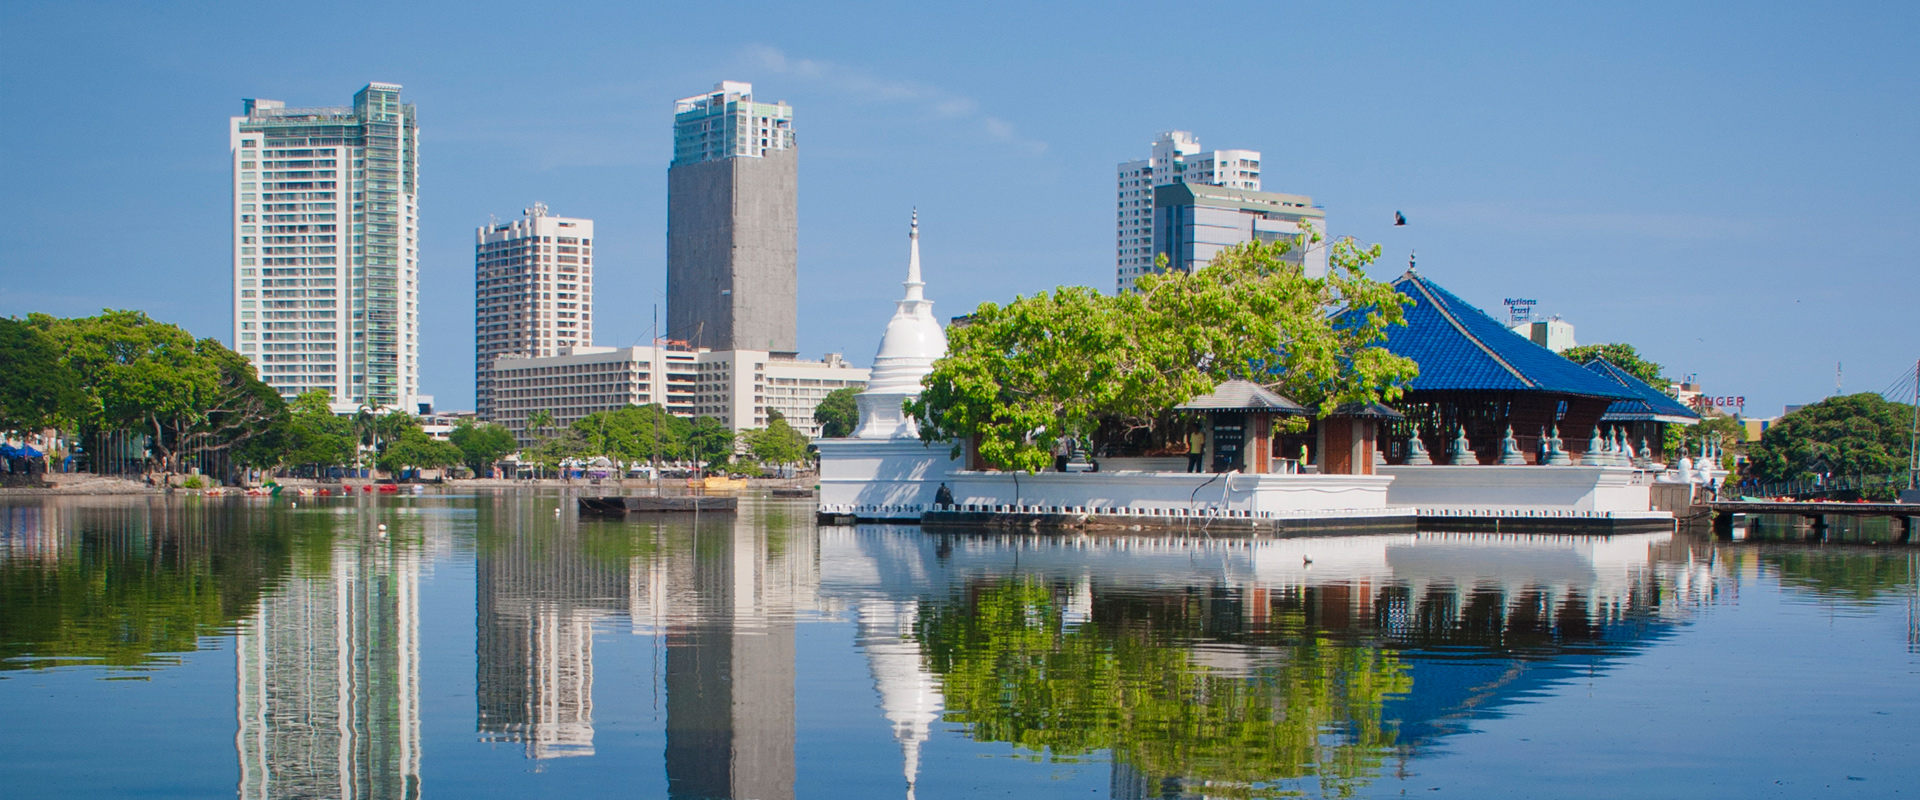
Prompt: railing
<box><xmin>1734</xmin><ymin>472</ymin><xmax>1913</xmax><ymax>499</ymax></box>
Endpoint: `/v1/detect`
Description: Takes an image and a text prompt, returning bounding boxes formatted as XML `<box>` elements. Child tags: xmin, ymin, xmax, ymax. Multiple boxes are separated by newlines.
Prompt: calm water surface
<box><xmin>1</xmin><ymin>493</ymin><xmax>1915</xmax><ymax>799</ymax></box>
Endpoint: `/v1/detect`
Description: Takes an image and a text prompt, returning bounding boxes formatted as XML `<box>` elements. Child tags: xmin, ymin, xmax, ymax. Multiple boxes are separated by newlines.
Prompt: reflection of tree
<box><xmin>0</xmin><ymin>501</ymin><xmax>300</xmax><ymax>671</ymax></box>
<box><xmin>1765</xmin><ymin>550</ymin><xmax>1916</xmax><ymax>605</ymax></box>
<box><xmin>914</xmin><ymin>578</ymin><xmax>1410</xmax><ymax>799</ymax></box>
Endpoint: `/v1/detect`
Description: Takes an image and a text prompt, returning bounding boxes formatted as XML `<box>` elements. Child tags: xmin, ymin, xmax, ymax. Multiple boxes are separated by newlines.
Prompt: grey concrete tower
<box><xmin>667</xmin><ymin>81</ymin><xmax>798</xmax><ymax>355</ymax></box>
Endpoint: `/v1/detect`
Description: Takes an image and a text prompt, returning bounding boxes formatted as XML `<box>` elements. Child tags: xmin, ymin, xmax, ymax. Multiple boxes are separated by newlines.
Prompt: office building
<box><xmin>488</xmin><ymin>345</ymin><xmax>866</xmax><ymax>446</ymax></box>
<box><xmin>1152</xmin><ymin>182</ymin><xmax>1328</xmax><ymax>278</ymax></box>
<box><xmin>1510</xmin><ymin>318</ymin><xmax>1577</xmax><ymax>353</ymax></box>
<box><xmin>231</xmin><ymin>83</ymin><xmax>420</xmax><ymax>407</ymax></box>
<box><xmin>1116</xmin><ymin>132</ymin><xmax>1262</xmax><ymax>293</ymax></box>
<box><xmin>667</xmin><ymin>81</ymin><xmax>798</xmax><ymax>354</ymax></box>
<box><xmin>475</xmin><ymin>205</ymin><xmax>594</xmax><ymax>420</ymax></box>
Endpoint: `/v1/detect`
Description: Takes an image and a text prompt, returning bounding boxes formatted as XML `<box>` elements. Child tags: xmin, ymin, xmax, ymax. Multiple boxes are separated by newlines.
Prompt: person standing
<box><xmin>1053</xmin><ymin>437</ymin><xmax>1072</xmax><ymax>472</ymax></box>
<box><xmin>1186</xmin><ymin>426</ymin><xmax>1206</xmax><ymax>473</ymax></box>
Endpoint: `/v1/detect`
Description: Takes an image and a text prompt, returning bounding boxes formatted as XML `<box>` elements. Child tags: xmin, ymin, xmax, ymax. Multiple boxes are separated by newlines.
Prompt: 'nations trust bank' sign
<box><xmin>1690</xmin><ymin>396</ymin><xmax>1745</xmax><ymax>410</ymax></box>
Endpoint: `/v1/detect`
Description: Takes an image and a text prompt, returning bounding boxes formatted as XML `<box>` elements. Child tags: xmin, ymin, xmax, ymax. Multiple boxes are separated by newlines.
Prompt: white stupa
<box><xmin>858</xmin><ymin>598</ymin><xmax>945</xmax><ymax>799</ymax></box>
<box><xmin>852</xmin><ymin>211</ymin><xmax>948</xmax><ymax>439</ymax></box>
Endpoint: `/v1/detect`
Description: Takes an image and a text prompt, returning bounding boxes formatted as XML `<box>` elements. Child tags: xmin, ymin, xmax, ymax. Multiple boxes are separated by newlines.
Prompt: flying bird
<box><xmin>1394</xmin><ymin>211</ymin><xmax>1408</xmax><ymax>226</ymax></box>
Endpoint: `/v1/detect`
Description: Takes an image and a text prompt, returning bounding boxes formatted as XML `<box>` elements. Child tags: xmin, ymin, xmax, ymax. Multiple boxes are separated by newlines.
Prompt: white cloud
<box><xmin>741</xmin><ymin>45</ymin><xmax>1047</xmax><ymax>155</ymax></box>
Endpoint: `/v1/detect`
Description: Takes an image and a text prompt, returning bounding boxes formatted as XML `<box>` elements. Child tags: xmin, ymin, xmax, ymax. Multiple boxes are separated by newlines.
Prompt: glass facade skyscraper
<box><xmin>231</xmin><ymin>83</ymin><xmax>420</xmax><ymax>408</ymax></box>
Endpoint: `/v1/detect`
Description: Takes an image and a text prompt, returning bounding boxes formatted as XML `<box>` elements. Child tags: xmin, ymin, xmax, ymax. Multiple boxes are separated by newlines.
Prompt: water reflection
<box><xmin>819</xmin><ymin>527</ymin><xmax>1721</xmax><ymax>797</ymax></box>
<box><xmin>236</xmin><ymin>528</ymin><xmax>424</xmax><ymax>800</ymax></box>
<box><xmin>3</xmin><ymin>495</ymin><xmax>1918</xmax><ymax>799</ymax></box>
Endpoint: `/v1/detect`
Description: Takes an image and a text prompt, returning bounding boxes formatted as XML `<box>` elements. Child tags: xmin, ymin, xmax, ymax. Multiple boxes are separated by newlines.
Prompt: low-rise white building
<box><xmin>489</xmin><ymin>345</ymin><xmax>866</xmax><ymax>445</ymax></box>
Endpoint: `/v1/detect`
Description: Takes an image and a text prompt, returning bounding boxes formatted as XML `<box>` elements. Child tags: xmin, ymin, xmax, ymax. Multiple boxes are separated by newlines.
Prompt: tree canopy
<box><xmin>0</xmin><ymin>317</ymin><xmax>82</xmax><ymax>432</ymax></box>
<box><xmin>813</xmin><ymin>386</ymin><xmax>860</xmax><ymax>438</ymax></box>
<box><xmin>450</xmin><ymin>420</ymin><xmax>518</xmax><ymax>476</ymax></box>
<box><xmin>907</xmin><ymin>234</ymin><xmax>1417</xmax><ymax>471</ymax></box>
<box><xmin>30</xmin><ymin>310</ymin><xmax>281</xmax><ymax>473</ymax></box>
<box><xmin>1562</xmin><ymin>343</ymin><xmax>1665</xmax><ymax>387</ymax></box>
<box><xmin>1747</xmin><ymin>392</ymin><xmax>1914</xmax><ymax>497</ymax></box>
<box><xmin>745</xmin><ymin>416</ymin><xmax>810</xmax><ymax>466</ymax></box>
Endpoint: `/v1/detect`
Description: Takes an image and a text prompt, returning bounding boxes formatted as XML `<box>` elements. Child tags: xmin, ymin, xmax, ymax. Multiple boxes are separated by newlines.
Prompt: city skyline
<box><xmin>5</xmin><ymin>1</ymin><xmax>1917</xmax><ymax>418</ymax></box>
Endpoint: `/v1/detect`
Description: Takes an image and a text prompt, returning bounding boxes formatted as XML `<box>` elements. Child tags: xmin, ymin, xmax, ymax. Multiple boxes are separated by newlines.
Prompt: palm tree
<box><xmin>523</xmin><ymin>409</ymin><xmax>555</xmax><ymax>479</ymax></box>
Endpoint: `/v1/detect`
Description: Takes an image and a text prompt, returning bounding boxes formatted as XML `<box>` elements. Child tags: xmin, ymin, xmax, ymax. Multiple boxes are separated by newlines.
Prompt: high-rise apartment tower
<box><xmin>474</xmin><ymin>205</ymin><xmax>594</xmax><ymax>420</ymax></box>
<box><xmin>231</xmin><ymin>83</ymin><xmax>420</xmax><ymax>407</ymax></box>
<box><xmin>1114</xmin><ymin>131</ymin><xmax>1262</xmax><ymax>293</ymax></box>
<box><xmin>667</xmin><ymin>81</ymin><xmax>797</xmax><ymax>355</ymax></box>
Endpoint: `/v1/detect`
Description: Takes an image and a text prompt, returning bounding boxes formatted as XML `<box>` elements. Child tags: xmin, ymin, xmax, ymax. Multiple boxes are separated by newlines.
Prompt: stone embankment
<box><xmin>0</xmin><ymin>473</ymin><xmax>159</xmax><ymax>495</ymax></box>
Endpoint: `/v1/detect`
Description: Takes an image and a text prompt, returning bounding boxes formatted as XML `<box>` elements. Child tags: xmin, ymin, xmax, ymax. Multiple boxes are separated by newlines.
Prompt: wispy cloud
<box><xmin>741</xmin><ymin>45</ymin><xmax>1047</xmax><ymax>155</ymax></box>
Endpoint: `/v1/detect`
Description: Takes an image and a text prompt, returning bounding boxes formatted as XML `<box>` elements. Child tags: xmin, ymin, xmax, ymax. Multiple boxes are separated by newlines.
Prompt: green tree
<box><xmin>525</xmin><ymin>409</ymin><xmax>555</xmax><ymax>443</ymax></box>
<box><xmin>688</xmin><ymin>416</ymin><xmax>736</xmax><ymax>467</ymax></box>
<box><xmin>376</xmin><ymin>425</ymin><xmax>463</xmax><ymax>474</ymax></box>
<box><xmin>813</xmin><ymin>387</ymin><xmax>861</xmax><ymax>438</ymax></box>
<box><xmin>908</xmin><ymin>232</ymin><xmax>1417</xmax><ymax>472</ymax></box>
<box><xmin>570</xmin><ymin>404</ymin><xmax>691</xmax><ymax>463</ymax></box>
<box><xmin>1748</xmin><ymin>393</ymin><xmax>1914</xmax><ymax>498</ymax></box>
<box><xmin>0</xmin><ymin>317</ymin><xmax>82</xmax><ymax>432</ymax></box>
<box><xmin>1562</xmin><ymin>343</ymin><xmax>1666</xmax><ymax>387</ymax></box>
<box><xmin>262</xmin><ymin>389</ymin><xmax>356</xmax><ymax>470</ymax></box>
<box><xmin>746</xmin><ymin>416</ymin><xmax>810</xmax><ymax>466</ymax></box>
<box><xmin>450</xmin><ymin>420</ymin><xmax>518</xmax><ymax>476</ymax></box>
<box><xmin>34</xmin><ymin>310</ymin><xmax>283</xmax><ymax>476</ymax></box>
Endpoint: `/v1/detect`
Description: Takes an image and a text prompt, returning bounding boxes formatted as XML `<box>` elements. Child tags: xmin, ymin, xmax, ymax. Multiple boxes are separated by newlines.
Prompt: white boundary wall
<box><xmin>1378</xmin><ymin>465</ymin><xmax>1653</xmax><ymax>512</ymax></box>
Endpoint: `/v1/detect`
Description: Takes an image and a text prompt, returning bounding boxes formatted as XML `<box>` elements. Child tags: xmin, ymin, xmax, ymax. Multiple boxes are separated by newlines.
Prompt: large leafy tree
<box><xmin>33</xmin><ymin>310</ymin><xmax>282</xmax><ymax>475</ymax></box>
<box><xmin>571</xmin><ymin>404</ymin><xmax>691</xmax><ymax>463</ymax></box>
<box><xmin>813</xmin><ymin>386</ymin><xmax>861</xmax><ymax>438</ymax></box>
<box><xmin>1747</xmin><ymin>392</ymin><xmax>1914</xmax><ymax>497</ymax></box>
<box><xmin>0</xmin><ymin>317</ymin><xmax>82</xmax><ymax>432</ymax></box>
<box><xmin>687</xmin><ymin>416</ymin><xmax>736</xmax><ymax>467</ymax></box>
<box><xmin>745</xmin><ymin>416</ymin><xmax>810</xmax><ymax>466</ymax></box>
<box><xmin>1563</xmin><ymin>343</ymin><xmax>1666</xmax><ymax>387</ymax></box>
<box><xmin>241</xmin><ymin>389</ymin><xmax>355</xmax><ymax>470</ymax></box>
<box><xmin>908</xmin><ymin>233</ymin><xmax>1417</xmax><ymax>472</ymax></box>
<box><xmin>376</xmin><ymin>425</ymin><xmax>463</xmax><ymax>474</ymax></box>
<box><xmin>450</xmin><ymin>419</ymin><xmax>518</xmax><ymax>476</ymax></box>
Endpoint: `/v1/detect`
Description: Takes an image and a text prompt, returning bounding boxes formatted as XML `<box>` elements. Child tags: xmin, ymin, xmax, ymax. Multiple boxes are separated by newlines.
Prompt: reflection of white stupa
<box><xmin>858</xmin><ymin>598</ymin><xmax>944</xmax><ymax>798</ymax></box>
<box><xmin>853</xmin><ymin>212</ymin><xmax>947</xmax><ymax>439</ymax></box>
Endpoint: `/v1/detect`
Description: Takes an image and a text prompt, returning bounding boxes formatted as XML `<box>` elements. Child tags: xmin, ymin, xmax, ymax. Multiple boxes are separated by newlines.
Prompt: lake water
<box><xmin>1</xmin><ymin>492</ymin><xmax>1916</xmax><ymax>799</ymax></box>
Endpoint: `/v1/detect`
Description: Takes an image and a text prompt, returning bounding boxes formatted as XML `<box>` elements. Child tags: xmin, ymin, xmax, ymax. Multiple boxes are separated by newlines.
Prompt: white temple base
<box><xmin>816</xmin><ymin>438</ymin><xmax>966</xmax><ymax>520</ymax></box>
<box><xmin>937</xmin><ymin>470</ymin><xmax>1392</xmax><ymax>515</ymax></box>
<box><xmin>1378</xmin><ymin>465</ymin><xmax>1654</xmax><ymax>513</ymax></box>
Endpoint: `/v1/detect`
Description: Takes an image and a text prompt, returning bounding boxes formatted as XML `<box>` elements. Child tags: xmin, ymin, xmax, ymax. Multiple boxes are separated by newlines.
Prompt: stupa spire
<box><xmin>905</xmin><ymin>209</ymin><xmax>924</xmax><ymax>300</ymax></box>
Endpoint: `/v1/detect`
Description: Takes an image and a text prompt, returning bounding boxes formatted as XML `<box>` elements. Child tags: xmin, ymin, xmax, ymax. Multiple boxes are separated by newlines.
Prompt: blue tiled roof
<box><xmin>1585</xmin><ymin>359</ymin><xmax>1700</xmax><ymax>423</ymax></box>
<box><xmin>1355</xmin><ymin>272</ymin><xmax>1636</xmax><ymax>399</ymax></box>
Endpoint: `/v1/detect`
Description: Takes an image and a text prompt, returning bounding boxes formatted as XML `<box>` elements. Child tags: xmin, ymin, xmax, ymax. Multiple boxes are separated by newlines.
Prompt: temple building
<box><xmin>1349</xmin><ymin>268</ymin><xmax>1638</xmax><ymax>465</ymax></box>
<box><xmin>1583</xmin><ymin>358</ymin><xmax>1699</xmax><ymax>461</ymax></box>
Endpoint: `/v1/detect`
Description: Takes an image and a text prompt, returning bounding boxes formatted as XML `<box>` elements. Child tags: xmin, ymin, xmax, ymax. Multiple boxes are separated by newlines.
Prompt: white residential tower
<box><xmin>475</xmin><ymin>205</ymin><xmax>594</xmax><ymax>420</ymax></box>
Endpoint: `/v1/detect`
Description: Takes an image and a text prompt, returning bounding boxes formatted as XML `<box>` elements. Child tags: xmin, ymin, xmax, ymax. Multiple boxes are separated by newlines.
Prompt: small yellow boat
<box><xmin>700</xmin><ymin>475</ymin><xmax>748</xmax><ymax>491</ymax></box>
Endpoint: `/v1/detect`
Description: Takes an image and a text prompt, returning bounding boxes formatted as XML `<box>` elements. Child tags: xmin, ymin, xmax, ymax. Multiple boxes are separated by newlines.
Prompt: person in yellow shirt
<box><xmin>1185</xmin><ymin>427</ymin><xmax>1206</xmax><ymax>473</ymax></box>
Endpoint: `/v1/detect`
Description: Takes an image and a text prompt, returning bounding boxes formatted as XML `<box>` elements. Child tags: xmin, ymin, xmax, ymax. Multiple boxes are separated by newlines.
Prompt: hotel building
<box><xmin>488</xmin><ymin>346</ymin><xmax>867</xmax><ymax>446</ymax></box>
<box><xmin>231</xmin><ymin>82</ymin><xmax>420</xmax><ymax>407</ymax></box>
<box><xmin>474</xmin><ymin>205</ymin><xmax>594</xmax><ymax>420</ymax></box>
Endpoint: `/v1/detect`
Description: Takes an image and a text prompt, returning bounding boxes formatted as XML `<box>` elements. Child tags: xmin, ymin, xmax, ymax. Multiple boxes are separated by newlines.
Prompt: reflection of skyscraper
<box><xmin>236</xmin><ymin>539</ymin><xmax>422</xmax><ymax>799</ymax></box>
<box><xmin>475</xmin><ymin>497</ymin><xmax>628</xmax><ymax>759</ymax></box>
<box><xmin>664</xmin><ymin>506</ymin><xmax>815</xmax><ymax>800</ymax></box>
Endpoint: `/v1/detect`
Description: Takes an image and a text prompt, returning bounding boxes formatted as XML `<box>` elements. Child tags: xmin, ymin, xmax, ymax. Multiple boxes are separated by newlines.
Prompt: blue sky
<box><xmin>3</xmin><ymin>1</ymin><xmax>1915</xmax><ymax>415</ymax></box>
